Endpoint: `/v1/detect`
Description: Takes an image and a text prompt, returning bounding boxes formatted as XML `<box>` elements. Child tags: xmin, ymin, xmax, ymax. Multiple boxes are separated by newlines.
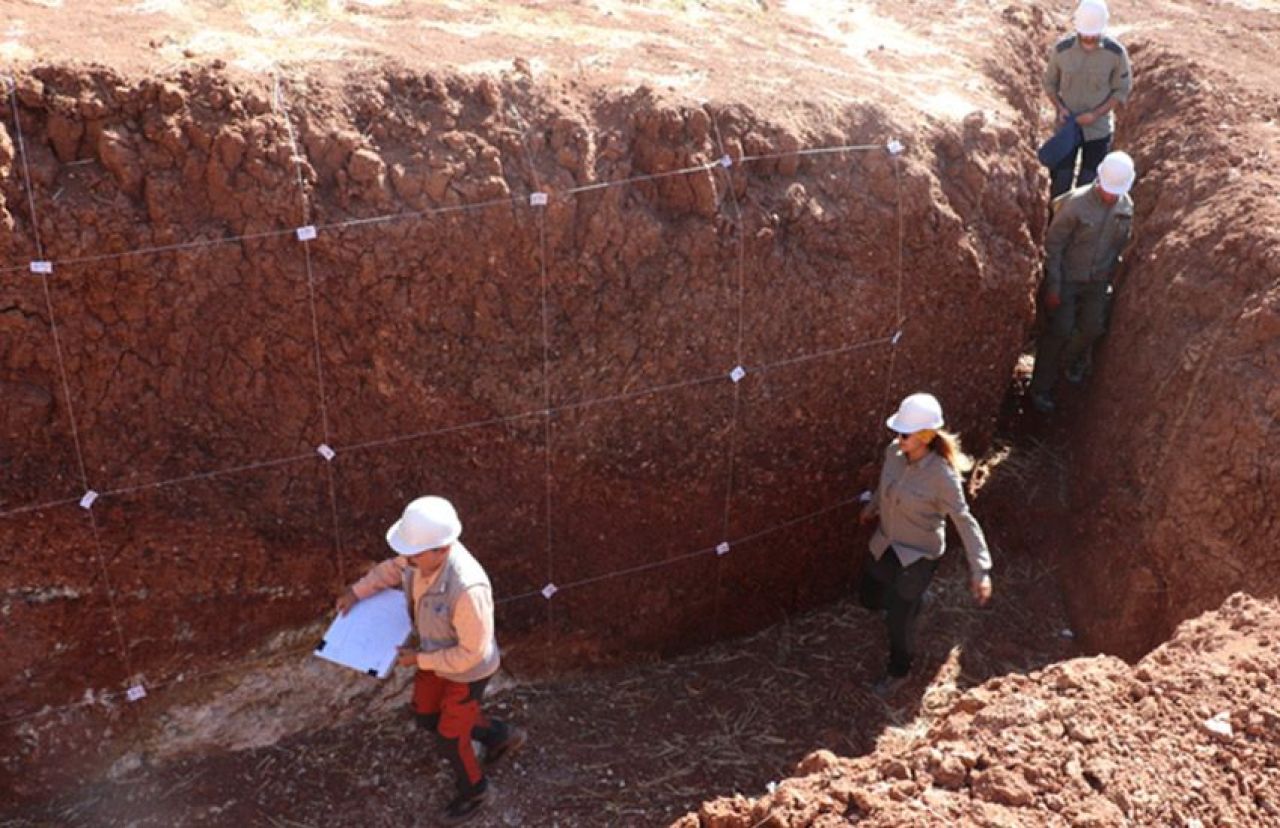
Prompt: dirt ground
<box><xmin>4</xmin><ymin>436</ymin><xmax>1080</xmax><ymax>825</ymax></box>
<box><xmin>683</xmin><ymin>592</ymin><xmax>1280</xmax><ymax>828</ymax></box>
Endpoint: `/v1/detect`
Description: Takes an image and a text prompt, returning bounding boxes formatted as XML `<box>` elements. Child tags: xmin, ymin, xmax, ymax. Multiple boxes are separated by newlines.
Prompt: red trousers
<box><xmin>413</xmin><ymin>671</ymin><xmax>492</xmax><ymax>794</ymax></box>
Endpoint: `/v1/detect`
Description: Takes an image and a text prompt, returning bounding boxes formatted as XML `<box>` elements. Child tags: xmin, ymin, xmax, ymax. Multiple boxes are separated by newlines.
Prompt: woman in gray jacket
<box><xmin>858</xmin><ymin>393</ymin><xmax>994</xmax><ymax>696</ymax></box>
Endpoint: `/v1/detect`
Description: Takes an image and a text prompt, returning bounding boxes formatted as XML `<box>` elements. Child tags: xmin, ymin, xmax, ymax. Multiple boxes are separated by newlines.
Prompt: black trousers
<box><xmin>859</xmin><ymin>548</ymin><xmax>940</xmax><ymax>678</ymax></box>
<box><xmin>1050</xmin><ymin>134</ymin><xmax>1112</xmax><ymax>199</ymax></box>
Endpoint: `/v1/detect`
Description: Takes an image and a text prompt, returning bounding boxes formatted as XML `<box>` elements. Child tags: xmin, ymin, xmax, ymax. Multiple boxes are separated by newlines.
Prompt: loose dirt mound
<box><xmin>679</xmin><ymin>592</ymin><xmax>1280</xmax><ymax>828</ymax></box>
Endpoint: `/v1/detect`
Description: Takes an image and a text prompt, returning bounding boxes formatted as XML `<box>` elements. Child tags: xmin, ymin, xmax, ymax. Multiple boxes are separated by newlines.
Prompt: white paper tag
<box><xmin>79</xmin><ymin>490</ymin><xmax>99</xmax><ymax>510</ymax></box>
<box><xmin>720</xmin><ymin>154</ymin><xmax>733</xmax><ymax>168</ymax></box>
<box><xmin>126</xmin><ymin>684</ymin><xmax>147</xmax><ymax>702</ymax></box>
<box><xmin>859</xmin><ymin>490</ymin><xmax>873</xmax><ymax>503</ymax></box>
<box><xmin>296</xmin><ymin>225</ymin><xmax>317</xmax><ymax>241</ymax></box>
<box><xmin>715</xmin><ymin>542</ymin><xmax>730</xmax><ymax>557</ymax></box>
<box><xmin>316</xmin><ymin>444</ymin><xmax>335</xmax><ymax>462</ymax></box>
<box><xmin>529</xmin><ymin>192</ymin><xmax>548</xmax><ymax>207</ymax></box>
<box><xmin>30</xmin><ymin>261</ymin><xmax>53</xmax><ymax>274</ymax></box>
<box><xmin>541</xmin><ymin>583</ymin><xmax>558</xmax><ymax>600</ymax></box>
<box><xmin>891</xmin><ymin>329</ymin><xmax>903</xmax><ymax>346</ymax></box>
<box><xmin>886</xmin><ymin>139</ymin><xmax>904</xmax><ymax>156</ymax></box>
<box><xmin>729</xmin><ymin>366</ymin><xmax>746</xmax><ymax>384</ymax></box>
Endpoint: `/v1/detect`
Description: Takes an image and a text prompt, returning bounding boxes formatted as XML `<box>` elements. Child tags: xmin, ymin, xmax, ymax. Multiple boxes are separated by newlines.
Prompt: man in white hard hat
<box><xmin>1043</xmin><ymin>0</ymin><xmax>1133</xmax><ymax>198</ymax></box>
<box><xmin>336</xmin><ymin>496</ymin><xmax>526</xmax><ymax>824</ymax></box>
<box><xmin>1030</xmin><ymin>151</ymin><xmax>1136</xmax><ymax>413</ymax></box>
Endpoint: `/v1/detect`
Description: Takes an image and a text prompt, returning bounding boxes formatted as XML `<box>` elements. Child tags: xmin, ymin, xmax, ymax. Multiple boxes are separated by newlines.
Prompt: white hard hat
<box><xmin>886</xmin><ymin>393</ymin><xmax>945</xmax><ymax>434</ymax></box>
<box><xmin>1074</xmin><ymin>0</ymin><xmax>1109</xmax><ymax>36</ymax></box>
<box><xmin>386</xmin><ymin>496</ymin><xmax>462</xmax><ymax>556</ymax></box>
<box><xmin>1097</xmin><ymin>151</ymin><xmax>1136</xmax><ymax>195</ymax></box>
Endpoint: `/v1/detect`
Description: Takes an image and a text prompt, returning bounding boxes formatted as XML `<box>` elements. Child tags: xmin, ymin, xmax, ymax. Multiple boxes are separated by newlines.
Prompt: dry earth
<box><xmin>2</xmin><ymin>0</ymin><xmax>1278</xmax><ymax>823</ymax></box>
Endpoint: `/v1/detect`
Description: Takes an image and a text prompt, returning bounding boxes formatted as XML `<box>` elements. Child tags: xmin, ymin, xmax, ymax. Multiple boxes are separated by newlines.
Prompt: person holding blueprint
<box><xmin>335</xmin><ymin>495</ymin><xmax>526</xmax><ymax>824</ymax></box>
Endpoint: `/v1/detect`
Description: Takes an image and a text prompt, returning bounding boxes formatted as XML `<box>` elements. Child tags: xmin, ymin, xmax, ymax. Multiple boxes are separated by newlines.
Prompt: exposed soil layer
<box><xmin>681</xmin><ymin>593</ymin><xmax>1280</xmax><ymax>828</ymax></box>
<box><xmin>1</xmin><ymin>0</ymin><xmax>1052</xmax><ymax>800</ymax></box>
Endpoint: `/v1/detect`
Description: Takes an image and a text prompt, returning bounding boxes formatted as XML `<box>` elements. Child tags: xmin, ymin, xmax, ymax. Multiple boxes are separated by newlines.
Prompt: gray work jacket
<box><xmin>1043</xmin><ymin>34</ymin><xmax>1133</xmax><ymax>142</ymax></box>
<box><xmin>868</xmin><ymin>442</ymin><xmax>992</xmax><ymax>580</ymax></box>
<box><xmin>1044</xmin><ymin>184</ymin><xmax>1135</xmax><ymax>296</ymax></box>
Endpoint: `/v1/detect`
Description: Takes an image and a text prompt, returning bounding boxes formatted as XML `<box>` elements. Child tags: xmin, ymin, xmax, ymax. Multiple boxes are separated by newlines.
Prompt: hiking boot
<box><xmin>1031</xmin><ymin>392</ymin><xmax>1056</xmax><ymax>413</ymax></box>
<box><xmin>442</xmin><ymin>782</ymin><xmax>492</xmax><ymax>825</ymax></box>
<box><xmin>484</xmin><ymin>726</ymin><xmax>527</xmax><ymax>768</ymax></box>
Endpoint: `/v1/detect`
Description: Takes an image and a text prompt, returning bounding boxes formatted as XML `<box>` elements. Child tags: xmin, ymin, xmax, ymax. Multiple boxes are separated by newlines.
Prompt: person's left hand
<box><xmin>1076</xmin><ymin>111</ymin><xmax>1098</xmax><ymax>126</ymax></box>
<box><xmin>971</xmin><ymin>575</ymin><xmax>993</xmax><ymax>606</ymax></box>
<box><xmin>395</xmin><ymin>647</ymin><xmax>418</xmax><ymax>668</ymax></box>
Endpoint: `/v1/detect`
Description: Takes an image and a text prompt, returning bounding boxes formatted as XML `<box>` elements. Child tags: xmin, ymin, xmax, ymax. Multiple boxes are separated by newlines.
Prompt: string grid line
<box><xmin>3</xmin><ymin>76</ymin><xmax>908</xmax><ymax>732</ymax></box>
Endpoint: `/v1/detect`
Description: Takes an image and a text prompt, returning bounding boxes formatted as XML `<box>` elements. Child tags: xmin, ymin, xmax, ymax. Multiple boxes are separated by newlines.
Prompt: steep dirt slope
<box><xmin>1052</xmin><ymin>0</ymin><xmax>1280</xmax><ymax>658</ymax></box>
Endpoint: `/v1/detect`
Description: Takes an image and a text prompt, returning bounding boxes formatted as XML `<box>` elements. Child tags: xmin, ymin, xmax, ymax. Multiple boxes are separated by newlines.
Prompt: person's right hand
<box><xmin>335</xmin><ymin>588</ymin><xmax>358</xmax><ymax>616</ymax></box>
<box><xmin>1044</xmin><ymin>292</ymin><xmax>1061</xmax><ymax>311</ymax></box>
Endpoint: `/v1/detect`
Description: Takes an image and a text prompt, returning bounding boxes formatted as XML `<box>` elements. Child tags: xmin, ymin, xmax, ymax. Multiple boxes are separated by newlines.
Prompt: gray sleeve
<box><xmin>936</xmin><ymin>466</ymin><xmax>992</xmax><ymax>578</ymax></box>
<box><xmin>1111</xmin><ymin>48</ymin><xmax>1133</xmax><ymax>103</ymax></box>
<box><xmin>1044</xmin><ymin>203</ymin><xmax>1077</xmax><ymax>294</ymax></box>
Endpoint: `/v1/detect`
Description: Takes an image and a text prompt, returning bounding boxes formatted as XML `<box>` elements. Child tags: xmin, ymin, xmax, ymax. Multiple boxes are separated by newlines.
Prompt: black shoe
<box><xmin>484</xmin><ymin>726</ymin><xmax>527</xmax><ymax>767</ymax></box>
<box><xmin>442</xmin><ymin>782</ymin><xmax>492</xmax><ymax>824</ymax></box>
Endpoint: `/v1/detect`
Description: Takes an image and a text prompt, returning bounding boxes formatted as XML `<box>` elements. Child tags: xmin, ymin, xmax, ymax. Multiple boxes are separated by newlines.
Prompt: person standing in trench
<box><xmin>1030</xmin><ymin>150</ymin><xmax>1136</xmax><ymax>413</ymax></box>
<box><xmin>858</xmin><ymin>393</ymin><xmax>994</xmax><ymax>697</ymax></box>
<box><xmin>1043</xmin><ymin>0</ymin><xmax>1133</xmax><ymax>199</ymax></box>
<box><xmin>335</xmin><ymin>495</ymin><xmax>527</xmax><ymax>824</ymax></box>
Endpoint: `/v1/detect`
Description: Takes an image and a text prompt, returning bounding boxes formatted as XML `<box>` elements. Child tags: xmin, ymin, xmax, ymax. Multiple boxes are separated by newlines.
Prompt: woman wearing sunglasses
<box><xmin>858</xmin><ymin>393</ymin><xmax>994</xmax><ymax>697</ymax></box>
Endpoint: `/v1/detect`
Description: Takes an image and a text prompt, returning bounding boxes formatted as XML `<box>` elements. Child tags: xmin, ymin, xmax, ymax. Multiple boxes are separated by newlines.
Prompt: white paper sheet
<box><xmin>314</xmin><ymin>589</ymin><xmax>412</xmax><ymax>679</ymax></box>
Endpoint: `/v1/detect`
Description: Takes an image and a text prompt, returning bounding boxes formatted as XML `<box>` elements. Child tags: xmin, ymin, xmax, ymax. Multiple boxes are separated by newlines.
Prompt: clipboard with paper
<box><xmin>314</xmin><ymin>589</ymin><xmax>412</xmax><ymax>679</ymax></box>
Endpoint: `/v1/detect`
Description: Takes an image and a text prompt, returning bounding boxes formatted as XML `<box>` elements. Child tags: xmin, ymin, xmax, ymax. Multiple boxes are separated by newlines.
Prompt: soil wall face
<box><xmin>1059</xmin><ymin>43</ymin><xmax>1280</xmax><ymax>658</ymax></box>
<box><xmin>1</xmin><ymin>64</ymin><xmax>1041</xmax><ymax>795</ymax></box>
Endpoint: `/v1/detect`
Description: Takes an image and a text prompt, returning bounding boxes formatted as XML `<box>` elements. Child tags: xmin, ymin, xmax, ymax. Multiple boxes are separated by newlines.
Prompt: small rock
<box><xmin>1202</xmin><ymin>713</ymin><xmax>1233</xmax><ymax>740</ymax></box>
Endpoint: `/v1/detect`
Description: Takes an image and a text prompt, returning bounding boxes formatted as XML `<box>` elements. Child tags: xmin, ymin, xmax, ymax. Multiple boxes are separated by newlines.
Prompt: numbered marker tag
<box><xmin>715</xmin><ymin>542</ymin><xmax>730</xmax><ymax>557</ymax></box>
<box><xmin>859</xmin><ymin>490</ymin><xmax>873</xmax><ymax>503</ymax></box>
<box><xmin>729</xmin><ymin>366</ymin><xmax>746</xmax><ymax>384</ymax></box>
<box><xmin>541</xmin><ymin>583</ymin><xmax>558</xmax><ymax>600</ymax></box>
<box><xmin>126</xmin><ymin>684</ymin><xmax>147</xmax><ymax>702</ymax></box>
<box><xmin>891</xmin><ymin>329</ymin><xmax>903</xmax><ymax>346</ymax></box>
<box><xmin>296</xmin><ymin>225</ymin><xmax>317</xmax><ymax>241</ymax></box>
<box><xmin>529</xmin><ymin>192</ymin><xmax>548</xmax><ymax>207</ymax></box>
<box><xmin>719</xmin><ymin>154</ymin><xmax>733</xmax><ymax>168</ymax></box>
<box><xmin>886</xmin><ymin>139</ymin><xmax>904</xmax><ymax>156</ymax></box>
<box><xmin>316</xmin><ymin>444</ymin><xmax>335</xmax><ymax>462</ymax></box>
<box><xmin>79</xmin><ymin>490</ymin><xmax>99</xmax><ymax>510</ymax></box>
<box><xmin>30</xmin><ymin>261</ymin><xmax>53</xmax><ymax>275</ymax></box>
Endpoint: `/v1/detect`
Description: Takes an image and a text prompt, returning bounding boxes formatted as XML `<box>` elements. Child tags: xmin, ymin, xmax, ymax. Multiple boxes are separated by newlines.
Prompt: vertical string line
<box><xmin>272</xmin><ymin>74</ymin><xmax>345</xmax><ymax>580</ymax></box>
<box><xmin>505</xmin><ymin>99</ymin><xmax>557</xmax><ymax>656</ymax></box>
<box><xmin>706</xmin><ymin>106</ymin><xmax>749</xmax><ymax>638</ymax></box>
<box><xmin>882</xmin><ymin>151</ymin><xmax>905</xmax><ymax>410</ymax></box>
<box><xmin>6</xmin><ymin>75</ymin><xmax>136</xmax><ymax>685</ymax></box>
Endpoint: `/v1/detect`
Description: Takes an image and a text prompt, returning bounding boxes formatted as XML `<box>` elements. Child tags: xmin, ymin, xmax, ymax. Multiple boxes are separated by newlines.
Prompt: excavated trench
<box><xmin>2</xmin><ymin>1</ymin><xmax>1277</xmax><ymax>820</ymax></box>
